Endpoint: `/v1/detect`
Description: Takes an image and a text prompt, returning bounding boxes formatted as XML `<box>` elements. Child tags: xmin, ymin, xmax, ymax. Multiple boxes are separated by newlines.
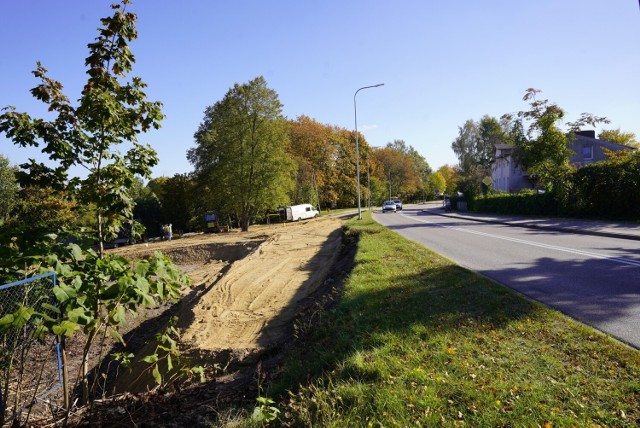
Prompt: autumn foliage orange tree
<box><xmin>371</xmin><ymin>140</ymin><xmax>432</xmax><ymax>203</ymax></box>
<box><xmin>287</xmin><ymin>116</ymin><xmax>363</xmax><ymax>209</ymax></box>
<box><xmin>287</xmin><ymin>117</ymin><xmax>433</xmax><ymax>209</ymax></box>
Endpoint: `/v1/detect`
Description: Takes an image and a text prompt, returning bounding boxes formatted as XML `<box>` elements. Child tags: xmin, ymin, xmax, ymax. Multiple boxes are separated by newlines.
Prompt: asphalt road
<box><xmin>373</xmin><ymin>203</ymin><xmax>640</xmax><ymax>349</ymax></box>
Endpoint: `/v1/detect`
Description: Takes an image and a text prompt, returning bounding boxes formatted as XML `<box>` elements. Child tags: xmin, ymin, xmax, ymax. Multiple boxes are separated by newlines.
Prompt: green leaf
<box><xmin>111</xmin><ymin>305</ymin><xmax>127</xmax><ymax>326</ymax></box>
<box><xmin>33</xmin><ymin>323</ymin><xmax>49</xmax><ymax>339</ymax></box>
<box><xmin>134</xmin><ymin>276</ymin><xmax>149</xmax><ymax>294</ymax></box>
<box><xmin>54</xmin><ymin>260</ymin><xmax>73</xmax><ymax>277</ymax></box>
<box><xmin>141</xmin><ymin>354</ymin><xmax>159</xmax><ymax>364</ymax></box>
<box><xmin>156</xmin><ymin>280</ymin><xmax>165</xmax><ymax>300</ymax></box>
<box><xmin>141</xmin><ymin>292</ymin><xmax>155</xmax><ymax>308</ymax></box>
<box><xmin>68</xmin><ymin>243</ymin><xmax>84</xmax><ymax>261</ymax></box>
<box><xmin>12</xmin><ymin>306</ymin><xmax>35</xmax><ymax>329</ymax></box>
<box><xmin>100</xmin><ymin>282</ymin><xmax>122</xmax><ymax>300</ymax></box>
<box><xmin>0</xmin><ymin>314</ymin><xmax>15</xmax><ymax>332</ymax></box>
<box><xmin>53</xmin><ymin>283</ymin><xmax>77</xmax><ymax>303</ymax></box>
<box><xmin>192</xmin><ymin>365</ymin><xmax>206</xmax><ymax>383</ymax></box>
<box><xmin>67</xmin><ymin>307</ymin><xmax>92</xmax><ymax>325</ymax></box>
<box><xmin>41</xmin><ymin>302</ymin><xmax>61</xmax><ymax>314</ymax></box>
<box><xmin>135</xmin><ymin>260</ymin><xmax>150</xmax><ymax>277</ymax></box>
<box><xmin>152</xmin><ymin>364</ymin><xmax>162</xmax><ymax>384</ymax></box>
<box><xmin>72</xmin><ymin>275</ymin><xmax>83</xmax><ymax>290</ymax></box>
<box><xmin>166</xmin><ymin>354</ymin><xmax>173</xmax><ymax>372</ymax></box>
<box><xmin>110</xmin><ymin>329</ymin><xmax>126</xmax><ymax>346</ymax></box>
<box><xmin>52</xmin><ymin>320</ymin><xmax>80</xmax><ymax>337</ymax></box>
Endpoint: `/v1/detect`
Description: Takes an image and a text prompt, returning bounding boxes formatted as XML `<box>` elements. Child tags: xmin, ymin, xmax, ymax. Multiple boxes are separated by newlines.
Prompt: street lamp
<box><xmin>354</xmin><ymin>83</ymin><xmax>384</xmax><ymax>220</ymax></box>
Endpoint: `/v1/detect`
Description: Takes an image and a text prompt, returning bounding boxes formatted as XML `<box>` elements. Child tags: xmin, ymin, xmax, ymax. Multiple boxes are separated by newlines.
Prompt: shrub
<box><xmin>473</xmin><ymin>190</ymin><xmax>559</xmax><ymax>216</ymax></box>
<box><xmin>566</xmin><ymin>152</ymin><xmax>640</xmax><ymax>220</ymax></box>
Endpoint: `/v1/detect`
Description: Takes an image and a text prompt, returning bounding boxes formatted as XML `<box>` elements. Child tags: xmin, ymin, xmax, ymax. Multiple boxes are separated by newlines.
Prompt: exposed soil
<box><xmin>63</xmin><ymin>215</ymin><xmax>349</xmax><ymax>426</ymax></box>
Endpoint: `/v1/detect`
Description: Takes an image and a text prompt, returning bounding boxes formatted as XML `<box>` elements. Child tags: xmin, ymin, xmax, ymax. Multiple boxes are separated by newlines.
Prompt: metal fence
<box><xmin>0</xmin><ymin>272</ymin><xmax>63</xmax><ymax>425</ymax></box>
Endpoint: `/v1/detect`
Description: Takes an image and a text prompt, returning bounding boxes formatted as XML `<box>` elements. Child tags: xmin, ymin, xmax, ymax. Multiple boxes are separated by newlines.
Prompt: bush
<box><xmin>473</xmin><ymin>152</ymin><xmax>640</xmax><ymax>221</ymax></box>
<box><xmin>565</xmin><ymin>152</ymin><xmax>640</xmax><ymax>220</ymax></box>
<box><xmin>473</xmin><ymin>189</ymin><xmax>559</xmax><ymax>216</ymax></box>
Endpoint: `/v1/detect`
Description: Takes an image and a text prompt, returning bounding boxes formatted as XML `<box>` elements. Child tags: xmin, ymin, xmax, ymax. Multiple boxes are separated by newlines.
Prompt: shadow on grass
<box><xmin>479</xmin><ymin>254</ymin><xmax>640</xmax><ymax>344</ymax></box>
<box><xmin>268</xmin><ymin>228</ymin><xmax>538</xmax><ymax>397</ymax></box>
<box><xmin>380</xmin><ymin>207</ymin><xmax>640</xmax><ymax>344</ymax></box>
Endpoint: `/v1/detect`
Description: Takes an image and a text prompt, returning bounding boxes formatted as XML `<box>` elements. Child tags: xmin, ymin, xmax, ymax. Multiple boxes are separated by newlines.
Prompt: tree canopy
<box><xmin>188</xmin><ymin>76</ymin><xmax>293</xmax><ymax>231</ymax></box>
<box><xmin>598</xmin><ymin>128</ymin><xmax>638</xmax><ymax>148</ymax></box>
<box><xmin>0</xmin><ymin>155</ymin><xmax>18</xmax><ymax>222</ymax></box>
<box><xmin>0</xmin><ymin>1</ymin><xmax>163</xmax><ymax>255</ymax></box>
<box><xmin>502</xmin><ymin>88</ymin><xmax>608</xmax><ymax>192</ymax></box>
<box><xmin>451</xmin><ymin>116</ymin><xmax>506</xmax><ymax>197</ymax></box>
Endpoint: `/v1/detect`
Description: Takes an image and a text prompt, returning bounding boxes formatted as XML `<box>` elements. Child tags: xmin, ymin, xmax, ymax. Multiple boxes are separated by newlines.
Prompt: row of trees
<box><xmin>121</xmin><ymin>80</ymin><xmax>439</xmax><ymax>233</ymax></box>
<box><xmin>1</xmin><ymin>80</ymin><xmax>444</xmax><ymax>238</ymax></box>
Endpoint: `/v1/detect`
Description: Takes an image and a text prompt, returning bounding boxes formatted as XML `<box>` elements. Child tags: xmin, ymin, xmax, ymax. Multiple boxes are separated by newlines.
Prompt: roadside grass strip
<box><xmin>271</xmin><ymin>212</ymin><xmax>640</xmax><ymax>427</ymax></box>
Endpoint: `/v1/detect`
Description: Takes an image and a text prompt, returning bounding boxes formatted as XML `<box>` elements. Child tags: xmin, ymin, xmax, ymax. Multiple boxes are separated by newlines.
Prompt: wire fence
<box><xmin>0</xmin><ymin>272</ymin><xmax>63</xmax><ymax>425</ymax></box>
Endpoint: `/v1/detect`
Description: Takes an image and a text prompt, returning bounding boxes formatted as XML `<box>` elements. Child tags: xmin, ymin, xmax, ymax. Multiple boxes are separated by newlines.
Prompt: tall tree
<box><xmin>406</xmin><ymin>145</ymin><xmax>432</xmax><ymax>201</ymax></box>
<box><xmin>188</xmin><ymin>76</ymin><xmax>293</xmax><ymax>231</ymax></box>
<box><xmin>451</xmin><ymin>119</ymin><xmax>479</xmax><ymax>173</ymax></box>
<box><xmin>328</xmin><ymin>129</ymin><xmax>360</xmax><ymax>208</ymax></box>
<box><xmin>0</xmin><ymin>2</ymin><xmax>191</xmax><ymax>405</ymax></box>
<box><xmin>428</xmin><ymin>171</ymin><xmax>446</xmax><ymax>199</ymax></box>
<box><xmin>477</xmin><ymin>115</ymin><xmax>504</xmax><ymax>169</ymax></box>
<box><xmin>287</xmin><ymin>116</ymin><xmax>335</xmax><ymax>207</ymax></box>
<box><xmin>0</xmin><ymin>2</ymin><xmax>163</xmax><ymax>256</ymax></box>
<box><xmin>131</xmin><ymin>177</ymin><xmax>163</xmax><ymax>237</ymax></box>
<box><xmin>373</xmin><ymin>143</ymin><xmax>419</xmax><ymax>201</ymax></box>
<box><xmin>502</xmin><ymin>88</ymin><xmax>608</xmax><ymax>191</ymax></box>
<box><xmin>437</xmin><ymin>164</ymin><xmax>458</xmax><ymax>195</ymax></box>
<box><xmin>0</xmin><ymin>155</ymin><xmax>18</xmax><ymax>222</ymax></box>
<box><xmin>157</xmin><ymin>173</ymin><xmax>196</xmax><ymax>233</ymax></box>
<box><xmin>10</xmin><ymin>186</ymin><xmax>77</xmax><ymax>232</ymax></box>
<box><xmin>451</xmin><ymin>116</ymin><xmax>504</xmax><ymax>197</ymax></box>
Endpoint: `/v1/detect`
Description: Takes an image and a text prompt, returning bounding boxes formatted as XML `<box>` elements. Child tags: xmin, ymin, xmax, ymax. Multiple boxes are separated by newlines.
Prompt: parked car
<box><xmin>382</xmin><ymin>200</ymin><xmax>397</xmax><ymax>213</ymax></box>
<box><xmin>393</xmin><ymin>199</ymin><xmax>403</xmax><ymax>210</ymax></box>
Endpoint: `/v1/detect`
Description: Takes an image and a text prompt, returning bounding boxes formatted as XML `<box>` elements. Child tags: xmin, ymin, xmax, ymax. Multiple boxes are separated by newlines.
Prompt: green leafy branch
<box><xmin>134</xmin><ymin>316</ymin><xmax>206</xmax><ymax>387</ymax></box>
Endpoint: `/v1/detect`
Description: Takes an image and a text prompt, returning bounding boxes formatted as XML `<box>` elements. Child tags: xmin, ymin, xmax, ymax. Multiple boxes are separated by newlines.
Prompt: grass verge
<box><xmin>264</xmin><ymin>212</ymin><xmax>640</xmax><ymax>427</ymax></box>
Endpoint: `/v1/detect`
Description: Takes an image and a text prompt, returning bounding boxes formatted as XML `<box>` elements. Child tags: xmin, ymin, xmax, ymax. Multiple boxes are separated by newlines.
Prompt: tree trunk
<box><xmin>240</xmin><ymin>208</ymin><xmax>250</xmax><ymax>232</ymax></box>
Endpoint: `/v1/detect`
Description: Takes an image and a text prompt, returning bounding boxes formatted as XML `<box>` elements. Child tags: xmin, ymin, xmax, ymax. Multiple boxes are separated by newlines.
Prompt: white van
<box><xmin>279</xmin><ymin>204</ymin><xmax>319</xmax><ymax>221</ymax></box>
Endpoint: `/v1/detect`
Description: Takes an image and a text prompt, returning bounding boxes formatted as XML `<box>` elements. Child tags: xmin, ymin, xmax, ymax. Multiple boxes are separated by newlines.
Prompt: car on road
<box><xmin>382</xmin><ymin>200</ymin><xmax>397</xmax><ymax>213</ymax></box>
<box><xmin>393</xmin><ymin>199</ymin><xmax>403</xmax><ymax>210</ymax></box>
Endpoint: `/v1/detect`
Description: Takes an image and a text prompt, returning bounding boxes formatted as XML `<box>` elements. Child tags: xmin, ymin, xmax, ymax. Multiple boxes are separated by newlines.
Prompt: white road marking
<box><xmin>397</xmin><ymin>212</ymin><xmax>640</xmax><ymax>268</ymax></box>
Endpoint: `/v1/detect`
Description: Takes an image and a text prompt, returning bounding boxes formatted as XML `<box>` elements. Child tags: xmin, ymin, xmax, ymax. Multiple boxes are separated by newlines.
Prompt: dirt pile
<box><xmin>110</xmin><ymin>216</ymin><xmax>344</xmax><ymax>393</ymax></box>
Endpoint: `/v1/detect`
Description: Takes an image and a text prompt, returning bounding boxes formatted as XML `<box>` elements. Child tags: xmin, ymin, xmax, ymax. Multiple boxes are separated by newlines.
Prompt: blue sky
<box><xmin>1</xmin><ymin>1</ymin><xmax>639</xmax><ymax>178</ymax></box>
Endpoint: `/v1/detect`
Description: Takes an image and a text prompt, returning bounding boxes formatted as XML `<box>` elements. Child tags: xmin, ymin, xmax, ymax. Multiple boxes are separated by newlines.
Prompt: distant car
<box><xmin>382</xmin><ymin>200</ymin><xmax>397</xmax><ymax>213</ymax></box>
<box><xmin>393</xmin><ymin>199</ymin><xmax>403</xmax><ymax>210</ymax></box>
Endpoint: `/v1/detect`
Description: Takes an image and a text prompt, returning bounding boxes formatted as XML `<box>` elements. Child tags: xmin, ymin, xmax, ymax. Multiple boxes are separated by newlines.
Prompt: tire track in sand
<box><xmin>182</xmin><ymin>217</ymin><xmax>343</xmax><ymax>351</ymax></box>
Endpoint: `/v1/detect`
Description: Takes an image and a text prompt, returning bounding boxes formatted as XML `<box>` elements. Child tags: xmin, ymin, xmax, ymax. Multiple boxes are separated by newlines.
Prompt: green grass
<box><xmin>263</xmin><ymin>211</ymin><xmax>640</xmax><ymax>427</ymax></box>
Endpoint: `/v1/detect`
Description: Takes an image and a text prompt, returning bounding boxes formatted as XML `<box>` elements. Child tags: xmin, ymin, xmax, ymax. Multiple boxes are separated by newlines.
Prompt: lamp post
<box><xmin>354</xmin><ymin>83</ymin><xmax>384</xmax><ymax>220</ymax></box>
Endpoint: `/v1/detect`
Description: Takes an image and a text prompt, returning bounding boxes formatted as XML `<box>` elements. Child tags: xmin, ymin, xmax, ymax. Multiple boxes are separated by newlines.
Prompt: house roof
<box><xmin>494</xmin><ymin>144</ymin><xmax>513</xmax><ymax>149</ymax></box>
<box><xmin>571</xmin><ymin>133</ymin><xmax>637</xmax><ymax>151</ymax></box>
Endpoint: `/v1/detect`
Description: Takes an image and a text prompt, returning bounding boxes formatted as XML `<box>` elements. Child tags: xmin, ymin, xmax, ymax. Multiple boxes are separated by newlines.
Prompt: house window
<box><xmin>582</xmin><ymin>145</ymin><xmax>593</xmax><ymax>160</ymax></box>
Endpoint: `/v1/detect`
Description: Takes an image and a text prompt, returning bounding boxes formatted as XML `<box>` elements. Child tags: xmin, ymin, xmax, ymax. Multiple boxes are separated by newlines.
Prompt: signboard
<box><xmin>482</xmin><ymin>177</ymin><xmax>493</xmax><ymax>186</ymax></box>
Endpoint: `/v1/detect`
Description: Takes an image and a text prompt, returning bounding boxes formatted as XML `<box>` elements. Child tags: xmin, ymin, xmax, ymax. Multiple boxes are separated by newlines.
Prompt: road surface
<box><xmin>374</xmin><ymin>203</ymin><xmax>640</xmax><ymax>349</ymax></box>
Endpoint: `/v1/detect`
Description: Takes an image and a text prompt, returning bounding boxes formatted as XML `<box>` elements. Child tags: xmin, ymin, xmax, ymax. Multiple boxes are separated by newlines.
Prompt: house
<box><xmin>491</xmin><ymin>130</ymin><xmax>634</xmax><ymax>193</ymax></box>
